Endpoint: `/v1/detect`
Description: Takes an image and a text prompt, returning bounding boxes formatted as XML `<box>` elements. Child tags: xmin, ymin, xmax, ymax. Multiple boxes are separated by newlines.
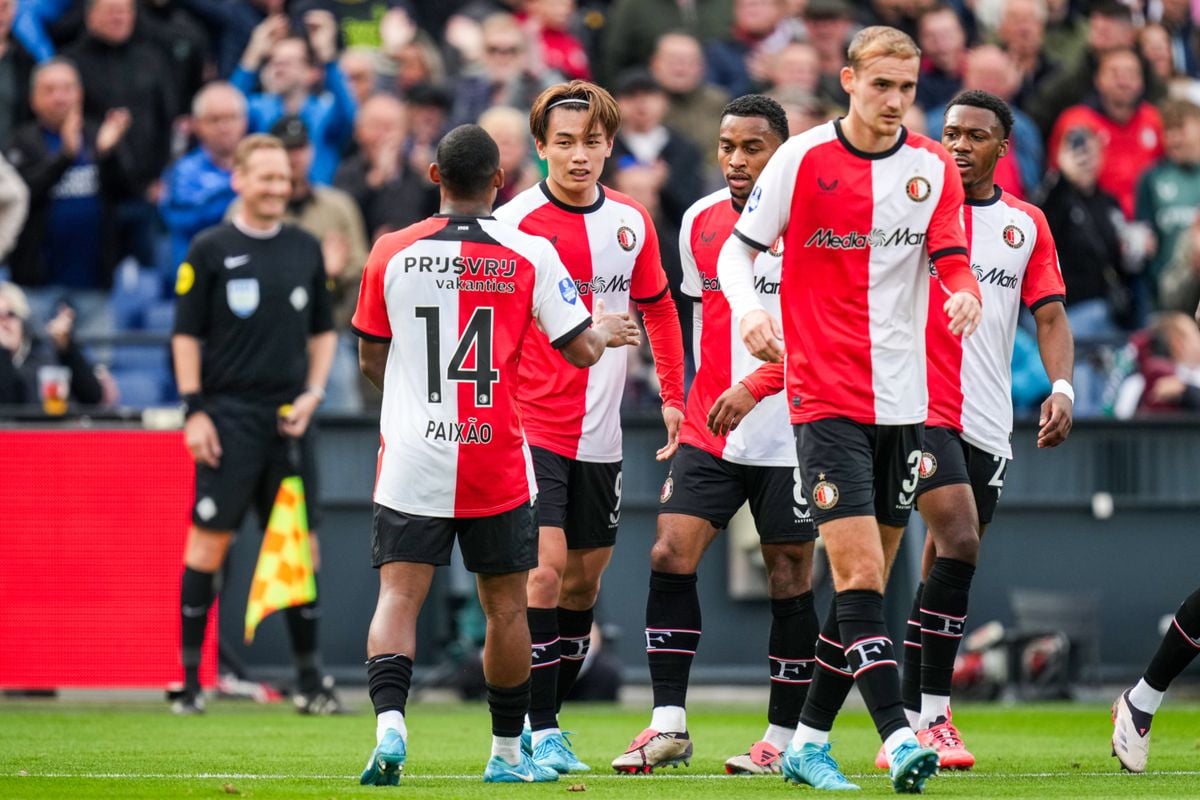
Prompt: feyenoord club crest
<box><xmin>659</xmin><ymin>476</ymin><xmax>674</xmax><ymax>504</ymax></box>
<box><xmin>919</xmin><ymin>452</ymin><xmax>938</xmax><ymax>480</ymax></box>
<box><xmin>812</xmin><ymin>473</ymin><xmax>839</xmax><ymax>510</ymax></box>
<box><xmin>905</xmin><ymin>176</ymin><xmax>931</xmax><ymax>202</ymax></box>
<box><xmin>1002</xmin><ymin>224</ymin><xmax>1025</xmax><ymax>249</ymax></box>
<box><xmin>769</xmin><ymin>236</ymin><xmax>784</xmax><ymax>257</ymax></box>
<box><xmin>617</xmin><ymin>225</ymin><xmax>637</xmax><ymax>251</ymax></box>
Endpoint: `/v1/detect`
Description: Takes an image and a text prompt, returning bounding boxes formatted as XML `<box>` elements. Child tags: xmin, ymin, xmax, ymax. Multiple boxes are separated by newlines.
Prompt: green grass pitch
<box><xmin>2</xmin><ymin>698</ymin><xmax>1199</xmax><ymax>798</ymax></box>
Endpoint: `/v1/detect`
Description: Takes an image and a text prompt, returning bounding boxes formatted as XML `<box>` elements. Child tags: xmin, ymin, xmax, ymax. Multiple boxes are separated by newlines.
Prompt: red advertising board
<box><xmin>0</xmin><ymin>430</ymin><xmax>217</xmax><ymax>689</ymax></box>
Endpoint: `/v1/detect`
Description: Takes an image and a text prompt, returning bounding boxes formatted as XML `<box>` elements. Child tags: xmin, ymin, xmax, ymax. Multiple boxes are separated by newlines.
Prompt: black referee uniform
<box><xmin>173</xmin><ymin>218</ymin><xmax>339</xmax><ymax>713</ymax></box>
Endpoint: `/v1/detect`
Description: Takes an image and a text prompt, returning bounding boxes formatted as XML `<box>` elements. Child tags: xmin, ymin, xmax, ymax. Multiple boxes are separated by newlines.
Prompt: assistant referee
<box><xmin>170</xmin><ymin>134</ymin><xmax>339</xmax><ymax>715</ymax></box>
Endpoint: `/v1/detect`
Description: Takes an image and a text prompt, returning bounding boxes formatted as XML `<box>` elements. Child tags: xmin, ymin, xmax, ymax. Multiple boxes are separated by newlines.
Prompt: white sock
<box><xmin>650</xmin><ymin>705</ymin><xmax>687</xmax><ymax>733</ymax></box>
<box><xmin>762</xmin><ymin>724</ymin><xmax>793</xmax><ymax>750</ymax></box>
<box><xmin>884</xmin><ymin>727</ymin><xmax>917</xmax><ymax>767</ymax></box>
<box><xmin>531</xmin><ymin>727</ymin><xmax>560</xmax><ymax>749</ymax></box>
<box><xmin>492</xmin><ymin>735</ymin><xmax>521</xmax><ymax>765</ymax></box>
<box><xmin>1128</xmin><ymin>679</ymin><xmax>1165</xmax><ymax>715</ymax></box>
<box><xmin>905</xmin><ymin>708</ymin><xmax>921</xmax><ymax>729</ymax></box>
<box><xmin>376</xmin><ymin>710</ymin><xmax>406</xmax><ymax>744</ymax></box>
<box><xmin>918</xmin><ymin>694</ymin><xmax>951</xmax><ymax>730</ymax></box>
<box><xmin>789</xmin><ymin>723</ymin><xmax>829</xmax><ymax>749</ymax></box>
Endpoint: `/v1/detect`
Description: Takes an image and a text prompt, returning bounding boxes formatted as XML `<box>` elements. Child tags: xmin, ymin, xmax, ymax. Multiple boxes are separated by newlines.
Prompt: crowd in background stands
<box><xmin>0</xmin><ymin>0</ymin><xmax>1199</xmax><ymax>417</ymax></box>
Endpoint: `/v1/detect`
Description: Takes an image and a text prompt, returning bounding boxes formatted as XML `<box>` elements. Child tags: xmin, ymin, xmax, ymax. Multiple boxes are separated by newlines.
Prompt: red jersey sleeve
<box><xmin>740</xmin><ymin>360</ymin><xmax>785</xmax><ymax>402</ymax></box>
<box><xmin>639</xmin><ymin>292</ymin><xmax>686</xmax><ymax>410</ymax></box>
<box><xmin>928</xmin><ymin>152</ymin><xmax>978</xmax><ymax>300</ymax></box>
<box><xmin>1022</xmin><ymin>206</ymin><xmax>1067</xmax><ymax>312</ymax></box>
<box><xmin>351</xmin><ymin>235</ymin><xmax>394</xmax><ymax>341</ymax></box>
<box><xmin>630</xmin><ymin>204</ymin><xmax>670</xmax><ymax>302</ymax></box>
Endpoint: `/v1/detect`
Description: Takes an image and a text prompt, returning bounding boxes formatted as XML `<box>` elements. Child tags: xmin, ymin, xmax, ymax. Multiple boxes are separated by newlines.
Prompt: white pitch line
<box><xmin>13</xmin><ymin>771</ymin><xmax>1200</xmax><ymax>780</ymax></box>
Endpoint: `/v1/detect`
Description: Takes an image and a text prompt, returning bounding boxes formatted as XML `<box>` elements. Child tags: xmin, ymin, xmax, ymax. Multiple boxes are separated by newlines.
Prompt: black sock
<box><xmin>901</xmin><ymin>583</ymin><xmax>924</xmax><ymax>715</ymax></box>
<box><xmin>366</xmin><ymin>653</ymin><xmax>413</xmax><ymax>715</ymax></box>
<box><xmin>837</xmin><ymin>590</ymin><xmax>908</xmax><ymax>740</ymax></box>
<box><xmin>799</xmin><ymin>598</ymin><xmax>854</xmax><ymax>732</ymax></box>
<box><xmin>555</xmin><ymin>606</ymin><xmax>593</xmax><ymax>710</ymax></box>
<box><xmin>646</xmin><ymin>570</ymin><xmax>701</xmax><ymax>711</ymax></box>
<box><xmin>768</xmin><ymin>592</ymin><xmax>818</xmax><ymax>729</ymax></box>
<box><xmin>920</xmin><ymin>558</ymin><xmax>974</xmax><ymax>702</ymax></box>
<box><xmin>527</xmin><ymin>607</ymin><xmax>560</xmax><ymax>730</ymax></box>
<box><xmin>1145</xmin><ymin>587</ymin><xmax>1200</xmax><ymax>691</ymax></box>
<box><xmin>181</xmin><ymin>566</ymin><xmax>216</xmax><ymax>692</ymax></box>
<box><xmin>488</xmin><ymin>679</ymin><xmax>532</xmax><ymax>738</ymax></box>
<box><xmin>287</xmin><ymin>583</ymin><xmax>322</xmax><ymax>693</ymax></box>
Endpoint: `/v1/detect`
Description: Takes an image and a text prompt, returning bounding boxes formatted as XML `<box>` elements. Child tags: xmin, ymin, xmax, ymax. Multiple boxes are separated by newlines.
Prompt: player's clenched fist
<box><xmin>738</xmin><ymin>308</ymin><xmax>784</xmax><ymax>363</ymax></box>
<box><xmin>592</xmin><ymin>297</ymin><xmax>641</xmax><ymax>347</ymax></box>
<box><xmin>944</xmin><ymin>290</ymin><xmax>982</xmax><ymax>337</ymax></box>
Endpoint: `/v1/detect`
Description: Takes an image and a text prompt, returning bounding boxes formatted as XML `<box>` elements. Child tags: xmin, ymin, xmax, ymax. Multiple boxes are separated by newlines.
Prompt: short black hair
<box><xmin>436</xmin><ymin>124</ymin><xmax>500</xmax><ymax>197</ymax></box>
<box><xmin>1090</xmin><ymin>0</ymin><xmax>1133</xmax><ymax>23</ymax></box>
<box><xmin>946</xmin><ymin>89</ymin><xmax>1014</xmax><ymax>139</ymax></box>
<box><xmin>721</xmin><ymin>94</ymin><xmax>790</xmax><ymax>143</ymax></box>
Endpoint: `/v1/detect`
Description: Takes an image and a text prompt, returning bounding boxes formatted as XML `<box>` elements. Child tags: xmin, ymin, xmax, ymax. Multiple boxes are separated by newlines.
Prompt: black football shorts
<box><xmin>794</xmin><ymin>418</ymin><xmax>924</xmax><ymax>528</ymax></box>
<box><xmin>530</xmin><ymin>446</ymin><xmax>622</xmax><ymax>549</ymax></box>
<box><xmin>658</xmin><ymin>443</ymin><xmax>816</xmax><ymax>543</ymax></box>
<box><xmin>915</xmin><ymin>425</ymin><xmax>1009</xmax><ymax>525</ymax></box>
<box><xmin>371</xmin><ymin>500</ymin><xmax>538</xmax><ymax>574</ymax></box>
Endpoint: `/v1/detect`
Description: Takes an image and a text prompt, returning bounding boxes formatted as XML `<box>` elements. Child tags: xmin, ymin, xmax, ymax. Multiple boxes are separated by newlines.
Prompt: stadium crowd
<box><xmin>0</xmin><ymin>0</ymin><xmax>1198</xmax><ymax>417</ymax></box>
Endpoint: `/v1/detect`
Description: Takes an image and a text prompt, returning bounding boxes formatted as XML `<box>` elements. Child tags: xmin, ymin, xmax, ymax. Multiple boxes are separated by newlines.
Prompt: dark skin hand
<box><xmin>706</xmin><ymin>382</ymin><xmax>757</xmax><ymax>437</ymax></box>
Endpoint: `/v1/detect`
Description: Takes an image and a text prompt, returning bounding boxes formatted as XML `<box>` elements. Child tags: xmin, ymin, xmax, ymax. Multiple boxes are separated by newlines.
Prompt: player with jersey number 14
<box><xmin>350</xmin><ymin>124</ymin><xmax>641</xmax><ymax>786</ymax></box>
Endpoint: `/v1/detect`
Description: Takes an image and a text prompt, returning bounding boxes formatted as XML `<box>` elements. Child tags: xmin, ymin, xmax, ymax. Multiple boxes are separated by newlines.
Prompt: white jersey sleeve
<box><xmin>531</xmin><ymin>240</ymin><xmax>593</xmax><ymax>347</ymax></box>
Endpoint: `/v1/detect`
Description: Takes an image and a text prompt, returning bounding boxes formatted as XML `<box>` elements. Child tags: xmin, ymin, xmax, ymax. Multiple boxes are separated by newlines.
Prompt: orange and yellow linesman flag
<box><xmin>244</xmin><ymin>476</ymin><xmax>317</xmax><ymax>644</ymax></box>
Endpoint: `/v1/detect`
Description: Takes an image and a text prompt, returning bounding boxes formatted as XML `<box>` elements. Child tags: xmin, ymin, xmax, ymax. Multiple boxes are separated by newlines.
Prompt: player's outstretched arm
<box><xmin>1033</xmin><ymin>301</ymin><xmax>1074</xmax><ymax>448</ymax></box>
<box><xmin>359</xmin><ymin>339</ymin><xmax>389</xmax><ymax>392</ymax></box>
<box><xmin>561</xmin><ymin>298</ymin><xmax>641</xmax><ymax>368</ymax></box>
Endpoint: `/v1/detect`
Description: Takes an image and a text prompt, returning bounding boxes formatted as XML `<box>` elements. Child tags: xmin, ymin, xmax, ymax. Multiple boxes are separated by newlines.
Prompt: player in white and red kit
<box><xmin>493</xmin><ymin>81</ymin><xmax>686</xmax><ymax>774</ymax></box>
<box><xmin>718</xmin><ymin>27</ymin><xmax>982</xmax><ymax>794</ymax></box>
<box><xmin>884</xmin><ymin>90</ymin><xmax>1073</xmax><ymax>771</ymax></box>
<box><xmin>611</xmin><ymin>95</ymin><xmax>818</xmax><ymax>776</ymax></box>
<box><xmin>351</xmin><ymin>125</ymin><xmax>640</xmax><ymax>786</ymax></box>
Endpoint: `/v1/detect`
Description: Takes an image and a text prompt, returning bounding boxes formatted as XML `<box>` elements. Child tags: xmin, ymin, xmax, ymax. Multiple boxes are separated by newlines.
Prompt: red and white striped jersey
<box><xmin>927</xmin><ymin>188</ymin><xmax>1065</xmax><ymax>459</ymax></box>
<box><xmin>351</xmin><ymin>215</ymin><xmax>592</xmax><ymax>518</ymax></box>
<box><xmin>728</xmin><ymin>120</ymin><xmax>978</xmax><ymax>426</ymax></box>
<box><xmin>495</xmin><ymin>182</ymin><xmax>672</xmax><ymax>462</ymax></box>
<box><xmin>679</xmin><ymin>188</ymin><xmax>795</xmax><ymax>467</ymax></box>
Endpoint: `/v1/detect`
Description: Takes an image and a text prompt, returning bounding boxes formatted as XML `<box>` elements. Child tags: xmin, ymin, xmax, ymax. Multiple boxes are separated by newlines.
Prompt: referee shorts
<box><xmin>191</xmin><ymin>395</ymin><xmax>321</xmax><ymax>532</ymax></box>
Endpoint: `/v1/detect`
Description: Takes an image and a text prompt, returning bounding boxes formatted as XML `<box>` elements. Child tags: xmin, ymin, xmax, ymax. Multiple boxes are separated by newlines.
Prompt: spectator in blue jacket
<box><xmin>231</xmin><ymin>10</ymin><xmax>355</xmax><ymax>185</ymax></box>
<box><xmin>159</xmin><ymin>82</ymin><xmax>248</xmax><ymax>278</ymax></box>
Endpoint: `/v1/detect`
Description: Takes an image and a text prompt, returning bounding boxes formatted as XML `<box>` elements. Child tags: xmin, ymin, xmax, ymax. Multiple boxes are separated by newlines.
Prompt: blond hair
<box><xmin>528</xmin><ymin>80</ymin><xmax>621</xmax><ymax>143</ymax></box>
<box><xmin>846</xmin><ymin>26</ymin><xmax>921</xmax><ymax>70</ymax></box>
<box><xmin>233</xmin><ymin>133</ymin><xmax>285</xmax><ymax>171</ymax></box>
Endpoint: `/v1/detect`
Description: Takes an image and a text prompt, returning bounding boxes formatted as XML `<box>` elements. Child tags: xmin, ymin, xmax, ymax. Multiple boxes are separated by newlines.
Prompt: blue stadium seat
<box><xmin>112</xmin><ymin>368</ymin><xmax>165</xmax><ymax>407</ymax></box>
<box><xmin>143</xmin><ymin>300</ymin><xmax>175</xmax><ymax>332</ymax></box>
<box><xmin>111</xmin><ymin>344</ymin><xmax>169</xmax><ymax>372</ymax></box>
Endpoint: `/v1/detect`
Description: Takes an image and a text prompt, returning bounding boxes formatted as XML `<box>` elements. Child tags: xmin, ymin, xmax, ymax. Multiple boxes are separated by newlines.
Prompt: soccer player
<box><xmin>351</xmin><ymin>124</ymin><xmax>641</xmax><ymax>785</ymax></box>
<box><xmin>493</xmin><ymin>80</ymin><xmax>687</xmax><ymax>773</ymax></box>
<box><xmin>172</xmin><ymin>134</ymin><xmax>338</xmax><ymax>716</ymax></box>
<box><xmin>718</xmin><ymin>26</ymin><xmax>982</xmax><ymax>794</ymax></box>
<box><xmin>611</xmin><ymin>95</ymin><xmax>819</xmax><ymax>776</ymax></box>
<box><xmin>1112</xmin><ymin>587</ymin><xmax>1200</xmax><ymax>772</ymax></box>
<box><xmin>882</xmin><ymin>89</ymin><xmax>1074</xmax><ymax>771</ymax></box>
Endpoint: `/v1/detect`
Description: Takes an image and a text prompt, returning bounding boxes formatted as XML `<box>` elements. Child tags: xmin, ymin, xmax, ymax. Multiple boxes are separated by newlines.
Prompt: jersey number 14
<box><xmin>415</xmin><ymin>306</ymin><xmax>500</xmax><ymax>407</ymax></box>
